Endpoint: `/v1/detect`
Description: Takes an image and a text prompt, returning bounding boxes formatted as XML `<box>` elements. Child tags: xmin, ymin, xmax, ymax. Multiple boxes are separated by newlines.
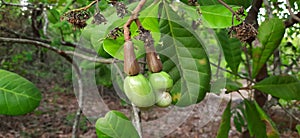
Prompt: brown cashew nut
<box><xmin>123</xmin><ymin>41</ymin><xmax>140</xmax><ymax>76</ymax></box>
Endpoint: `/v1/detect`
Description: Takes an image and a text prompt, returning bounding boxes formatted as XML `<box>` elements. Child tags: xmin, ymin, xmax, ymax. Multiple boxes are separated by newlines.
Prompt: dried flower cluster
<box><xmin>188</xmin><ymin>0</ymin><xmax>198</xmax><ymax>6</ymax></box>
<box><xmin>92</xmin><ymin>12</ymin><xmax>107</xmax><ymax>25</ymax></box>
<box><xmin>229</xmin><ymin>22</ymin><xmax>258</xmax><ymax>43</ymax></box>
<box><xmin>136</xmin><ymin>27</ymin><xmax>154</xmax><ymax>47</ymax></box>
<box><xmin>111</xmin><ymin>1</ymin><xmax>128</xmax><ymax>18</ymax></box>
<box><xmin>108</xmin><ymin>27</ymin><xmax>123</xmax><ymax>39</ymax></box>
<box><xmin>235</xmin><ymin>7</ymin><xmax>246</xmax><ymax>17</ymax></box>
<box><xmin>61</xmin><ymin>11</ymin><xmax>90</xmax><ymax>29</ymax></box>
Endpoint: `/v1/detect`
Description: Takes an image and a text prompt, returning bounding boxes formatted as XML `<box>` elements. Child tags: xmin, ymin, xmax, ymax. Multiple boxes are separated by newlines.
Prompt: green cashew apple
<box><xmin>156</xmin><ymin>92</ymin><xmax>172</xmax><ymax>107</ymax></box>
<box><xmin>148</xmin><ymin>71</ymin><xmax>173</xmax><ymax>92</ymax></box>
<box><xmin>124</xmin><ymin>74</ymin><xmax>156</xmax><ymax>107</ymax></box>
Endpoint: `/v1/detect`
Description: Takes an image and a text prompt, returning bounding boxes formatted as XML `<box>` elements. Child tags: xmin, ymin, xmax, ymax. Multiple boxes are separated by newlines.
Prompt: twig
<box><xmin>71</xmin><ymin>64</ymin><xmax>83</xmax><ymax>138</ymax></box>
<box><xmin>286</xmin><ymin>0</ymin><xmax>300</xmax><ymax>22</ymax></box>
<box><xmin>215</xmin><ymin>52</ymin><xmax>222</xmax><ymax>78</ymax></box>
<box><xmin>64</xmin><ymin>51</ymin><xmax>115</xmax><ymax>64</ymax></box>
<box><xmin>0</xmin><ymin>37</ymin><xmax>72</xmax><ymax>62</ymax></box>
<box><xmin>280</xmin><ymin>105</ymin><xmax>300</xmax><ymax>122</ymax></box>
<box><xmin>1</xmin><ymin>0</ymin><xmax>34</xmax><ymax>9</ymax></box>
<box><xmin>217</xmin><ymin>0</ymin><xmax>241</xmax><ymax>21</ymax></box>
<box><xmin>263</xmin><ymin>0</ymin><xmax>273</xmax><ymax>18</ymax></box>
<box><xmin>69</xmin><ymin>0</ymin><xmax>97</xmax><ymax>12</ymax></box>
<box><xmin>242</xmin><ymin>44</ymin><xmax>252</xmax><ymax>79</ymax></box>
<box><xmin>43</xmin><ymin>9</ymin><xmax>49</xmax><ymax>37</ymax></box>
<box><xmin>284</xmin><ymin>12</ymin><xmax>300</xmax><ymax>27</ymax></box>
<box><xmin>0</xmin><ymin>27</ymin><xmax>98</xmax><ymax>55</ymax></box>
<box><xmin>131</xmin><ymin>104</ymin><xmax>142</xmax><ymax>137</ymax></box>
<box><xmin>123</xmin><ymin>0</ymin><xmax>147</xmax><ymax>41</ymax></box>
<box><xmin>210</xmin><ymin>62</ymin><xmax>255</xmax><ymax>83</ymax></box>
<box><xmin>0</xmin><ymin>37</ymin><xmax>112</xmax><ymax>64</ymax></box>
<box><xmin>72</xmin><ymin>108</ymin><xmax>82</xmax><ymax>138</ymax></box>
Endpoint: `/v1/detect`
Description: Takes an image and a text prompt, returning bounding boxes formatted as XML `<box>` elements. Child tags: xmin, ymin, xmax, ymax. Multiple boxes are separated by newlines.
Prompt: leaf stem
<box><xmin>123</xmin><ymin>0</ymin><xmax>147</xmax><ymax>41</ymax></box>
<box><xmin>210</xmin><ymin>62</ymin><xmax>254</xmax><ymax>83</ymax></box>
<box><xmin>217</xmin><ymin>0</ymin><xmax>241</xmax><ymax>21</ymax></box>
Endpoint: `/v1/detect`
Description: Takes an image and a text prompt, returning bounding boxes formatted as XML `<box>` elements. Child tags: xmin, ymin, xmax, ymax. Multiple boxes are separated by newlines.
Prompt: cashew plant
<box><xmin>0</xmin><ymin>0</ymin><xmax>300</xmax><ymax>138</ymax></box>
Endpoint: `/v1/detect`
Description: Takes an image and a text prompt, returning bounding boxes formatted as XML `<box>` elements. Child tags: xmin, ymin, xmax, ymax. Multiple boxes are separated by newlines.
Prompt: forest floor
<box><xmin>0</xmin><ymin>78</ymin><xmax>299</xmax><ymax>138</ymax></box>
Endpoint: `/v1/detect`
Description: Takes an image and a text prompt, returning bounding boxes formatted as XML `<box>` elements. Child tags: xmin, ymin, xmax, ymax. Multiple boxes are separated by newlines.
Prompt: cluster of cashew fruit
<box><xmin>123</xmin><ymin>40</ymin><xmax>173</xmax><ymax>108</ymax></box>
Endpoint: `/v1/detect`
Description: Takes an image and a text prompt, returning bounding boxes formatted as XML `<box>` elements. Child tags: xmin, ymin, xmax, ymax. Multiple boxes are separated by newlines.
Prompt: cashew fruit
<box><xmin>156</xmin><ymin>92</ymin><xmax>172</xmax><ymax>107</ymax></box>
<box><xmin>123</xmin><ymin>74</ymin><xmax>156</xmax><ymax>107</ymax></box>
<box><xmin>148</xmin><ymin>71</ymin><xmax>173</xmax><ymax>92</ymax></box>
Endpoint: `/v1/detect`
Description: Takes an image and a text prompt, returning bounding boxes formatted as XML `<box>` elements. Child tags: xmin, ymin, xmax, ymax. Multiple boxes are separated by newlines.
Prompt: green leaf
<box><xmin>95</xmin><ymin>110</ymin><xmax>139</xmax><ymax>138</ymax></box>
<box><xmin>225</xmin><ymin>79</ymin><xmax>243</xmax><ymax>92</ymax></box>
<box><xmin>233</xmin><ymin>111</ymin><xmax>244</xmax><ymax>133</ymax></box>
<box><xmin>217</xmin><ymin>29</ymin><xmax>242</xmax><ymax>74</ymax></box>
<box><xmin>252</xmin><ymin>75</ymin><xmax>300</xmax><ymax>100</ymax></box>
<box><xmin>200</xmin><ymin>5</ymin><xmax>245</xmax><ymax>28</ymax></box>
<box><xmin>252</xmin><ymin>18</ymin><xmax>285</xmax><ymax>78</ymax></box>
<box><xmin>296</xmin><ymin>124</ymin><xmax>300</xmax><ymax>135</ymax></box>
<box><xmin>244</xmin><ymin>100</ymin><xmax>267</xmax><ymax>138</ymax></box>
<box><xmin>198</xmin><ymin>0</ymin><xmax>252</xmax><ymax>8</ymax></box>
<box><xmin>158</xmin><ymin>1</ymin><xmax>211</xmax><ymax>106</ymax></box>
<box><xmin>216</xmin><ymin>100</ymin><xmax>232</xmax><ymax>138</ymax></box>
<box><xmin>176</xmin><ymin>2</ymin><xmax>199</xmax><ymax>20</ymax></box>
<box><xmin>254</xmin><ymin>102</ymin><xmax>280</xmax><ymax>138</ymax></box>
<box><xmin>47</xmin><ymin>9</ymin><xmax>60</xmax><ymax>23</ymax></box>
<box><xmin>0</xmin><ymin>69</ymin><xmax>42</xmax><ymax>115</ymax></box>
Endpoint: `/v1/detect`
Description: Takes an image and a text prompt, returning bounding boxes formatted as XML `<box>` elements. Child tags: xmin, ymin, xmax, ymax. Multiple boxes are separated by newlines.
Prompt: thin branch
<box><xmin>210</xmin><ymin>62</ymin><xmax>254</xmax><ymax>83</ymax></box>
<box><xmin>284</xmin><ymin>12</ymin><xmax>300</xmax><ymax>27</ymax></box>
<box><xmin>215</xmin><ymin>52</ymin><xmax>222</xmax><ymax>78</ymax></box>
<box><xmin>1</xmin><ymin>0</ymin><xmax>34</xmax><ymax>9</ymax></box>
<box><xmin>69</xmin><ymin>0</ymin><xmax>97</xmax><ymax>12</ymax></box>
<box><xmin>263</xmin><ymin>0</ymin><xmax>273</xmax><ymax>18</ymax></box>
<box><xmin>242</xmin><ymin>44</ymin><xmax>252</xmax><ymax>79</ymax></box>
<box><xmin>123</xmin><ymin>0</ymin><xmax>147</xmax><ymax>41</ymax></box>
<box><xmin>0</xmin><ymin>27</ymin><xmax>98</xmax><ymax>55</ymax></box>
<box><xmin>217</xmin><ymin>0</ymin><xmax>241</xmax><ymax>21</ymax></box>
<box><xmin>43</xmin><ymin>9</ymin><xmax>49</xmax><ymax>37</ymax></box>
<box><xmin>0</xmin><ymin>37</ymin><xmax>72</xmax><ymax>62</ymax></box>
<box><xmin>286</xmin><ymin>0</ymin><xmax>300</xmax><ymax>22</ymax></box>
<box><xmin>131</xmin><ymin>104</ymin><xmax>142</xmax><ymax>137</ymax></box>
<box><xmin>280</xmin><ymin>105</ymin><xmax>300</xmax><ymax>122</ymax></box>
<box><xmin>64</xmin><ymin>51</ymin><xmax>115</xmax><ymax>64</ymax></box>
<box><xmin>71</xmin><ymin>63</ymin><xmax>83</xmax><ymax>138</ymax></box>
<box><xmin>0</xmin><ymin>37</ymin><xmax>112</xmax><ymax>64</ymax></box>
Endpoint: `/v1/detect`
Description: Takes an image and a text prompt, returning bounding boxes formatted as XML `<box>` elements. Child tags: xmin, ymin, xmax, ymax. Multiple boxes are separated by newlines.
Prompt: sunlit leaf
<box><xmin>216</xmin><ymin>100</ymin><xmax>232</xmax><ymax>138</ymax></box>
<box><xmin>217</xmin><ymin>29</ymin><xmax>242</xmax><ymax>73</ymax></box>
<box><xmin>95</xmin><ymin>110</ymin><xmax>139</xmax><ymax>138</ymax></box>
<box><xmin>197</xmin><ymin>0</ymin><xmax>252</xmax><ymax>8</ymax></box>
<box><xmin>254</xmin><ymin>102</ymin><xmax>280</xmax><ymax>138</ymax></box>
<box><xmin>200</xmin><ymin>5</ymin><xmax>245</xmax><ymax>28</ymax></box>
<box><xmin>158</xmin><ymin>1</ymin><xmax>211</xmax><ymax>106</ymax></box>
<box><xmin>0</xmin><ymin>69</ymin><xmax>41</xmax><ymax>115</ymax></box>
<box><xmin>244</xmin><ymin>100</ymin><xmax>267</xmax><ymax>138</ymax></box>
<box><xmin>252</xmin><ymin>18</ymin><xmax>285</xmax><ymax>78</ymax></box>
<box><xmin>253</xmin><ymin>75</ymin><xmax>300</xmax><ymax>100</ymax></box>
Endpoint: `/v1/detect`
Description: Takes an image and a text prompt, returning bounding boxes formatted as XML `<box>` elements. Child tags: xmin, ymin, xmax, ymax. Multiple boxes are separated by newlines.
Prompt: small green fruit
<box><xmin>148</xmin><ymin>71</ymin><xmax>173</xmax><ymax>92</ymax></box>
<box><xmin>124</xmin><ymin>74</ymin><xmax>156</xmax><ymax>107</ymax></box>
<box><xmin>156</xmin><ymin>92</ymin><xmax>172</xmax><ymax>107</ymax></box>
